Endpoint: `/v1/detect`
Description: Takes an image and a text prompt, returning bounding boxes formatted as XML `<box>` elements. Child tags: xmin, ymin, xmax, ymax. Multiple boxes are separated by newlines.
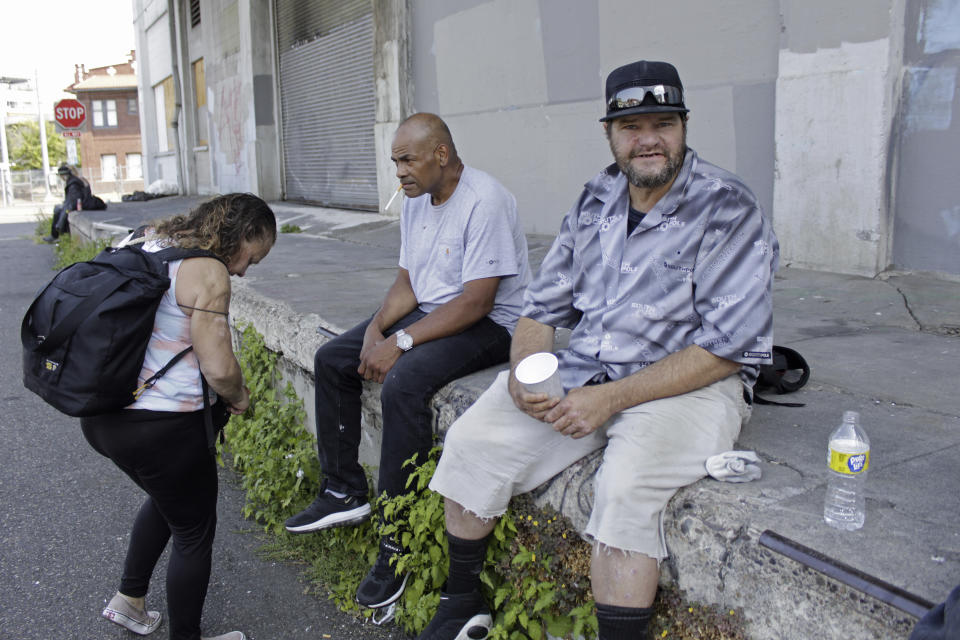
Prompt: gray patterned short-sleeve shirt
<box><xmin>522</xmin><ymin>148</ymin><xmax>779</xmax><ymax>389</ymax></box>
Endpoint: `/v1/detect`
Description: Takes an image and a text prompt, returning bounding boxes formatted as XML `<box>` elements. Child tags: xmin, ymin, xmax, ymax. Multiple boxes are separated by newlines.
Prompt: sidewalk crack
<box><xmin>885</xmin><ymin>280</ymin><xmax>922</xmax><ymax>331</ymax></box>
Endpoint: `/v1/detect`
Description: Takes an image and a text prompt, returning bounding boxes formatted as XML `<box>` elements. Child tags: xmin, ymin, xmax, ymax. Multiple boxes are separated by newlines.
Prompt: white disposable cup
<box><xmin>515</xmin><ymin>352</ymin><xmax>564</xmax><ymax>398</ymax></box>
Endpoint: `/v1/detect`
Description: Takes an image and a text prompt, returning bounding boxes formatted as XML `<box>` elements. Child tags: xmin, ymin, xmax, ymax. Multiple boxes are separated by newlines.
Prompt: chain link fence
<box><xmin>6</xmin><ymin>166</ymin><xmax>144</xmax><ymax>204</ymax></box>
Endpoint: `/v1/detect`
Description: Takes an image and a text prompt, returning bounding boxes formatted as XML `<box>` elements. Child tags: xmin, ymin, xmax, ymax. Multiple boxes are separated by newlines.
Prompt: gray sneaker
<box><xmin>202</xmin><ymin>633</ymin><xmax>246</xmax><ymax>640</ymax></box>
<box><xmin>102</xmin><ymin>592</ymin><xmax>162</xmax><ymax>635</ymax></box>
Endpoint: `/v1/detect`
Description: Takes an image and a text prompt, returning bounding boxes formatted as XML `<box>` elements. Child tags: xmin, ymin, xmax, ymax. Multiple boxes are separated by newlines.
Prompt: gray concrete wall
<box><xmin>408</xmin><ymin>0</ymin><xmax>779</xmax><ymax>235</ymax></box>
<box><xmin>893</xmin><ymin>0</ymin><xmax>960</xmax><ymax>275</ymax></box>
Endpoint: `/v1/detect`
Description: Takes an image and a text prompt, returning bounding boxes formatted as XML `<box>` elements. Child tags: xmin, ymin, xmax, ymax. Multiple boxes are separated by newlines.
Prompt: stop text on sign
<box><xmin>54</xmin><ymin>99</ymin><xmax>86</xmax><ymax>128</ymax></box>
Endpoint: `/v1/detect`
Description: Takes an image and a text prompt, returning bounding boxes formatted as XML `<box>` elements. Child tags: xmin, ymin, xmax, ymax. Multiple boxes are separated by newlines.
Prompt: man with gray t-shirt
<box><xmin>285</xmin><ymin>113</ymin><xmax>531</xmax><ymax>613</ymax></box>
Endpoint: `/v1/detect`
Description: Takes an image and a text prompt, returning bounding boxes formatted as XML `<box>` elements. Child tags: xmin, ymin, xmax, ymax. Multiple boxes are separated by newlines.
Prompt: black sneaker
<box><xmin>416</xmin><ymin>590</ymin><xmax>492</xmax><ymax>640</ymax></box>
<box><xmin>284</xmin><ymin>490</ymin><xmax>371</xmax><ymax>533</ymax></box>
<box><xmin>356</xmin><ymin>536</ymin><xmax>409</xmax><ymax>608</ymax></box>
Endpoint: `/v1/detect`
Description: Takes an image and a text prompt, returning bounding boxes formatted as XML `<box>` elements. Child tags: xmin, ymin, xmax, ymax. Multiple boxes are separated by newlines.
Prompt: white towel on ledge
<box><xmin>705</xmin><ymin>450</ymin><xmax>762</xmax><ymax>483</ymax></box>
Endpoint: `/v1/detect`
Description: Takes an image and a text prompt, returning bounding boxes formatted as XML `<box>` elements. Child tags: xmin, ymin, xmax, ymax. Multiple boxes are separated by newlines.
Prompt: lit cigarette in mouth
<box><xmin>385</xmin><ymin>185</ymin><xmax>403</xmax><ymax>210</ymax></box>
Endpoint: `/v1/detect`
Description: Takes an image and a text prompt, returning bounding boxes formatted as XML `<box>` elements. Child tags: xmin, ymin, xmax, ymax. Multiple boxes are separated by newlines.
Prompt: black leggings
<box><xmin>82</xmin><ymin>409</ymin><xmax>217</xmax><ymax>640</ymax></box>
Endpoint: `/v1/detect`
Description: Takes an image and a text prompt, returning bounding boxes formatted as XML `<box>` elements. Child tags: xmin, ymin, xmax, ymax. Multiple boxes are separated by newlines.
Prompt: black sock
<box><xmin>595</xmin><ymin>602</ymin><xmax>653</xmax><ymax>640</ymax></box>
<box><xmin>445</xmin><ymin>531</ymin><xmax>489</xmax><ymax>594</ymax></box>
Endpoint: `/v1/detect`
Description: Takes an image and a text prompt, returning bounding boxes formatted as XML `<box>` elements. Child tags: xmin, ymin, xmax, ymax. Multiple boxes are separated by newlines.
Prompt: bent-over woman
<box><xmin>81</xmin><ymin>193</ymin><xmax>276</xmax><ymax>640</ymax></box>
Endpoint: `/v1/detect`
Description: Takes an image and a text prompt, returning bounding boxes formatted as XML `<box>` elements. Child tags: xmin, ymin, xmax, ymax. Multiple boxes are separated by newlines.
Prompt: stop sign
<box><xmin>54</xmin><ymin>99</ymin><xmax>86</xmax><ymax>129</ymax></box>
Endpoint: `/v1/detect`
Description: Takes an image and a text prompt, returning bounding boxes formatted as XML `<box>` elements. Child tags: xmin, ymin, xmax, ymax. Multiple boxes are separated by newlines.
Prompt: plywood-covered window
<box><xmin>192</xmin><ymin>58</ymin><xmax>207</xmax><ymax>146</ymax></box>
<box><xmin>153</xmin><ymin>76</ymin><xmax>175</xmax><ymax>153</ymax></box>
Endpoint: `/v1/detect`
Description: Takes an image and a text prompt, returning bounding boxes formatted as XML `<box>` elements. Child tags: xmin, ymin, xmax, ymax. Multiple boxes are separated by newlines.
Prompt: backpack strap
<box><xmin>200</xmin><ymin>375</ymin><xmax>229</xmax><ymax>455</ymax></box>
<box><xmin>132</xmin><ymin>346</ymin><xmax>195</xmax><ymax>399</ymax></box>
<box><xmin>153</xmin><ymin>245</ymin><xmax>227</xmax><ymax>267</ymax></box>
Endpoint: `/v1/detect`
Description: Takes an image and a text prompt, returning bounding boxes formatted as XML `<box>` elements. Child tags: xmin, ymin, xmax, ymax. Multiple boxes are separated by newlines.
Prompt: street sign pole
<box><xmin>0</xmin><ymin>104</ymin><xmax>11</xmax><ymax>207</ymax></box>
<box><xmin>35</xmin><ymin>70</ymin><xmax>52</xmax><ymax>199</ymax></box>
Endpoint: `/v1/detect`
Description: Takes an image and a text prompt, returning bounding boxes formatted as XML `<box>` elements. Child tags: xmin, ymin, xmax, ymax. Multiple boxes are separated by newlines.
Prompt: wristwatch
<box><xmin>395</xmin><ymin>329</ymin><xmax>414</xmax><ymax>351</ymax></box>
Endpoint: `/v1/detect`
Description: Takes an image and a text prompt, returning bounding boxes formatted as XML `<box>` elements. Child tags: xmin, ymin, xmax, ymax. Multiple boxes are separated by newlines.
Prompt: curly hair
<box><xmin>153</xmin><ymin>193</ymin><xmax>276</xmax><ymax>262</ymax></box>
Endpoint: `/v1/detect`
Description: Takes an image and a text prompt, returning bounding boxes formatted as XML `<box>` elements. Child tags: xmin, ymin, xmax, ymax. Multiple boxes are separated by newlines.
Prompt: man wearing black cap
<box><xmin>417</xmin><ymin>61</ymin><xmax>779</xmax><ymax>639</ymax></box>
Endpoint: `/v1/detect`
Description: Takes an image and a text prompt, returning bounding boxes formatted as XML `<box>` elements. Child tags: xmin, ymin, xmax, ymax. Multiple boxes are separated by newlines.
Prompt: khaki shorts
<box><xmin>429</xmin><ymin>371</ymin><xmax>751</xmax><ymax>560</ymax></box>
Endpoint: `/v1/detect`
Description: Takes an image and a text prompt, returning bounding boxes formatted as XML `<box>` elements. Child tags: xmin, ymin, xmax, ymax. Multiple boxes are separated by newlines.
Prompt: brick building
<box><xmin>67</xmin><ymin>51</ymin><xmax>143</xmax><ymax>196</ymax></box>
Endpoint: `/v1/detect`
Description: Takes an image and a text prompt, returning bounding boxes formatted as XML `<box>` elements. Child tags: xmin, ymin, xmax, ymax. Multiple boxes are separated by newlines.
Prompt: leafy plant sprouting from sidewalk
<box><xmin>280</xmin><ymin>223</ymin><xmax>303</xmax><ymax>233</ymax></box>
<box><xmin>34</xmin><ymin>218</ymin><xmax>109</xmax><ymax>270</ymax></box>
<box><xmin>34</xmin><ymin>214</ymin><xmax>51</xmax><ymax>241</ymax></box>
<box><xmin>220</xmin><ymin>322</ymin><xmax>322</xmax><ymax>534</ymax></box>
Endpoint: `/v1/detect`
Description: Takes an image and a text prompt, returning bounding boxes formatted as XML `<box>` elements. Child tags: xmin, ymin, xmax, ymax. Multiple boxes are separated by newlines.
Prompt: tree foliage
<box><xmin>4</xmin><ymin>120</ymin><xmax>70</xmax><ymax>170</ymax></box>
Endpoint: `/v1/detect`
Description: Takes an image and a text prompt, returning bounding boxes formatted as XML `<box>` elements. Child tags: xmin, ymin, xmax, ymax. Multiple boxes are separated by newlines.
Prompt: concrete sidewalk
<box><xmin>68</xmin><ymin>197</ymin><xmax>960</xmax><ymax>639</ymax></box>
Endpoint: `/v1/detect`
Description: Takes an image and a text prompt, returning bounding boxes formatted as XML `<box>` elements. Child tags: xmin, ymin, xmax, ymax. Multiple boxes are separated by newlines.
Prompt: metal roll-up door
<box><xmin>275</xmin><ymin>0</ymin><xmax>377</xmax><ymax>210</ymax></box>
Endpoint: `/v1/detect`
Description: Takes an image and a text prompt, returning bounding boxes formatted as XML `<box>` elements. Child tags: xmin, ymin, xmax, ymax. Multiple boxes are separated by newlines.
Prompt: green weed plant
<box><xmin>51</xmin><ymin>233</ymin><xmax>110</xmax><ymax>269</ymax></box>
<box><xmin>223</xmin><ymin>323</ymin><xmax>749</xmax><ymax>639</ymax></box>
<box><xmin>33</xmin><ymin>216</ymin><xmax>109</xmax><ymax>269</ymax></box>
<box><xmin>221</xmin><ymin>324</ymin><xmax>321</xmax><ymax>534</ymax></box>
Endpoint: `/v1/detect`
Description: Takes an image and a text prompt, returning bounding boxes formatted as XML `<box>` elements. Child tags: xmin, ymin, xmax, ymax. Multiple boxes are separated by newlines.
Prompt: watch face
<box><xmin>398</xmin><ymin>332</ymin><xmax>413</xmax><ymax>350</ymax></box>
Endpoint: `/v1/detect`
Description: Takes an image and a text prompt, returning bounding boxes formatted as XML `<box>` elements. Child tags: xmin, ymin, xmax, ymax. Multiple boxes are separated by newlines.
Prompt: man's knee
<box><xmin>380</xmin><ymin>365</ymin><xmax>426</xmax><ymax>403</ymax></box>
<box><xmin>314</xmin><ymin>335</ymin><xmax>359</xmax><ymax>377</ymax></box>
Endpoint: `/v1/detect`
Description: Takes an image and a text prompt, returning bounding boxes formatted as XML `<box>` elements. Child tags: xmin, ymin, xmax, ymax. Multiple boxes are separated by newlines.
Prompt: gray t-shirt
<box><xmin>399</xmin><ymin>165</ymin><xmax>531</xmax><ymax>333</ymax></box>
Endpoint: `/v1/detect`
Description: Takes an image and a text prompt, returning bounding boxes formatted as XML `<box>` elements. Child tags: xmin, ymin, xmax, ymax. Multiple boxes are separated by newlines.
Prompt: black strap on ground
<box><xmin>758</xmin><ymin>529</ymin><xmax>934</xmax><ymax>619</ymax></box>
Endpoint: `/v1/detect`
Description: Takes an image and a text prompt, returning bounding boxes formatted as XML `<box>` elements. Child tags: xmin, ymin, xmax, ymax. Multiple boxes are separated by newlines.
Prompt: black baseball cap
<box><xmin>600</xmin><ymin>60</ymin><xmax>688</xmax><ymax>122</ymax></box>
<box><xmin>57</xmin><ymin>163</ymin><xmax>71</xmax><ymax>175</ymax></box>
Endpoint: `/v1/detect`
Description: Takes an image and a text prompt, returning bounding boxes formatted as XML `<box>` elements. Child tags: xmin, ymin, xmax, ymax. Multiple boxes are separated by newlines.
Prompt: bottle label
<box><xmin>829</xmin><ymin>449</ymin><xmax>870</xmax><ymax>474</ymax></box>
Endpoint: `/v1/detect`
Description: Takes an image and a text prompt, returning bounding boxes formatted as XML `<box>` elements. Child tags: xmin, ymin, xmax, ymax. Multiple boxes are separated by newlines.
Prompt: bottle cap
<box><xmin>843</xmin><ymin>410</ymin><xmax>859</xmax><ymax>422</ymax></box>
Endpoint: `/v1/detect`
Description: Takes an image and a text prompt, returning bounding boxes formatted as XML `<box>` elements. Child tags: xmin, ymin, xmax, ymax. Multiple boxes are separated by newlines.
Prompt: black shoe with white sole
<box><xmin>416</xmin><ymin>589</ymin><xmax>492</xmax><ymax>640</ymax></box>
<box><xmin>356</xmin><ymin>536</ymin><xmax>409</xmax><ymax>608</ymax></box>
<box><xmin>284</xmin><ymin>490</ymin><xmax>371</xmax><ymax>533</ymax></box>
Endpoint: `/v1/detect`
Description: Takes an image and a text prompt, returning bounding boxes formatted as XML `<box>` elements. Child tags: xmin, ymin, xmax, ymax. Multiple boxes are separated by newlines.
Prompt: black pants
<box><xmin>315</xmin><ymin>309</ymin><xmax>511</xmax><ymax>500</ymax></box>
<box><xmin>82</xmin><ymin>409</ymin><xmax>217</xmax><ymax>640</ymax></box>
<box><xmin>911</xmin><ymin>583</ymin><xmax>960</xmax><ymax>640</ymax></box>
<box><xmin>50</xmin><ymin>204</ymin><xmax>69</xmax><ymax>238</ymax></box>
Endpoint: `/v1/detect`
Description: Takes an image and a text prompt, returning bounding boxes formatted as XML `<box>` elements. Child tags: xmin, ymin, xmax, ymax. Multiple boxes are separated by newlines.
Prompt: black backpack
<box><xmin>21</xmin><ymin>243</ymin><xmax>220</xmax><ymax>418</ymax></box>
<box><xmin>753</xmin><ymin>345</ymin><xmax>810</xmax><ymax>407</ymax></box>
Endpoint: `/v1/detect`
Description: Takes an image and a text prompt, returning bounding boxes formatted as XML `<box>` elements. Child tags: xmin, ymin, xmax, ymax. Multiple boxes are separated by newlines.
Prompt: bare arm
<box><xmin>546</xmin><ymin>344</ymin><xmax>741</xmax><ymax>439</ymax></box>
<box><xmin>365</xmin><ymin>269</ymin><xmax>420</xmax><ymax>339</ymax></box>
<box><xmin>358</xmin><ymin>273</ymin><xmax>502</xmax><ymax>383</ymax></box>
<box><xmin>176</xmin><ymin>257</ymin><xmax>249</xmax><ymax>412</ymax></box>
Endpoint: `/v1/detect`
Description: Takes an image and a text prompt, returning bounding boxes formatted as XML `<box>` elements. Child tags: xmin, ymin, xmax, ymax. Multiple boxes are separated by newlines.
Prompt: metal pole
<box><xmin>167</xmin><ymin>0</ymin><xmax>185</xmax><ymax>195</ymax></box>
<box><xmin>0</xmin><ymin>101</ymin><xmax>12</xmax><ymax>207</ymax></box>
<box><xmin>758</xmin><ymin>529</ymin><xmax>934</xmax><ymax>619</ymax></box>
<box><xmin>35</xmin><ymin>69</ymin><xmax>52</xmax><ymax>199</ymax></box>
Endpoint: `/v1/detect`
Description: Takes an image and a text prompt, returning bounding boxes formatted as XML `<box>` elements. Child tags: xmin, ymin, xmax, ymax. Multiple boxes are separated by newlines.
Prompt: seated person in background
<box><xmin>285</xmin><ymin>112</ymin><xmax>532</xmax><ymax>612</ymax></box>
<box><xmin>45</xmin><ymin>163</ymin><xmax>106</xmax><ymax>242</ymax></box>
<box><xmin>417</xmin><ymin>60</ymin><xmax>779</xmax><ymax>640</ymax></box>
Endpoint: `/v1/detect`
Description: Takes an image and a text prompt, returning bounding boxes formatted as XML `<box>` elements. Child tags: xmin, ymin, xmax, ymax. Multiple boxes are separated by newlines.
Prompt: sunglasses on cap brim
<box><xmin>607</xmin><ymin>84</ymin><xmax>684</xmax><ymax>111</ymax></box>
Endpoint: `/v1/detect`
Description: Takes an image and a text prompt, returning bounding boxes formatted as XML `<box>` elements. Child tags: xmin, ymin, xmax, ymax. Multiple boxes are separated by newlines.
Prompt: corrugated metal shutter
<box><xmin>276</xmin><ymin>0</ymin><xmax>377</xmax><ymax>210</ymax></box>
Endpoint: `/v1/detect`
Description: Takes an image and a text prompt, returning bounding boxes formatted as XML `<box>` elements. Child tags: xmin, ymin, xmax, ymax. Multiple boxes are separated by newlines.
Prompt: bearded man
<box><xmin>417</xmin><ymin>60</ymin><xmax>779</xmax><ymax>640</ymax></box>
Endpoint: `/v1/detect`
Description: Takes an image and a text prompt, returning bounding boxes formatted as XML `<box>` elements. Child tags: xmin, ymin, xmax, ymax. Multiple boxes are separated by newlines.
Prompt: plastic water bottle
<box><xmin>823</xmin><ymin>411</ymin><xmax>870</xmax><ymax>530</ymax></box>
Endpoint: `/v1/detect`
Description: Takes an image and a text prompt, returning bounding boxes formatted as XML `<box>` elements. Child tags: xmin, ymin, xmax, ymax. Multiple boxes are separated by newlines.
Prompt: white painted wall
<box><xmin>773</xmin><ymin>38</ymin><xmax>896</xmax><ymax>276</ymax></box>
<box><xmin>409</xmin><ymin>0</ymin><xmax>781</xmax><ymax>235</ymax></box>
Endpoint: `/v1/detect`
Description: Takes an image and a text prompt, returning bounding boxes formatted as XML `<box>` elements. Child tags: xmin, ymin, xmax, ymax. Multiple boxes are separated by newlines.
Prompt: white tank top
<box><xmin>127</xmin><ymin>239</ymin><xmax>211</xmax><ymax>412</ymax></box>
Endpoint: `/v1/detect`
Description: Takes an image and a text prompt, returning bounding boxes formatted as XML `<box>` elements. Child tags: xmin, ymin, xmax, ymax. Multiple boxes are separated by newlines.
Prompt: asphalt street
<box><xmin>0</xmin><ymin>220</ymin><xmax>400</xmax><ymax>640</ymax></box>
